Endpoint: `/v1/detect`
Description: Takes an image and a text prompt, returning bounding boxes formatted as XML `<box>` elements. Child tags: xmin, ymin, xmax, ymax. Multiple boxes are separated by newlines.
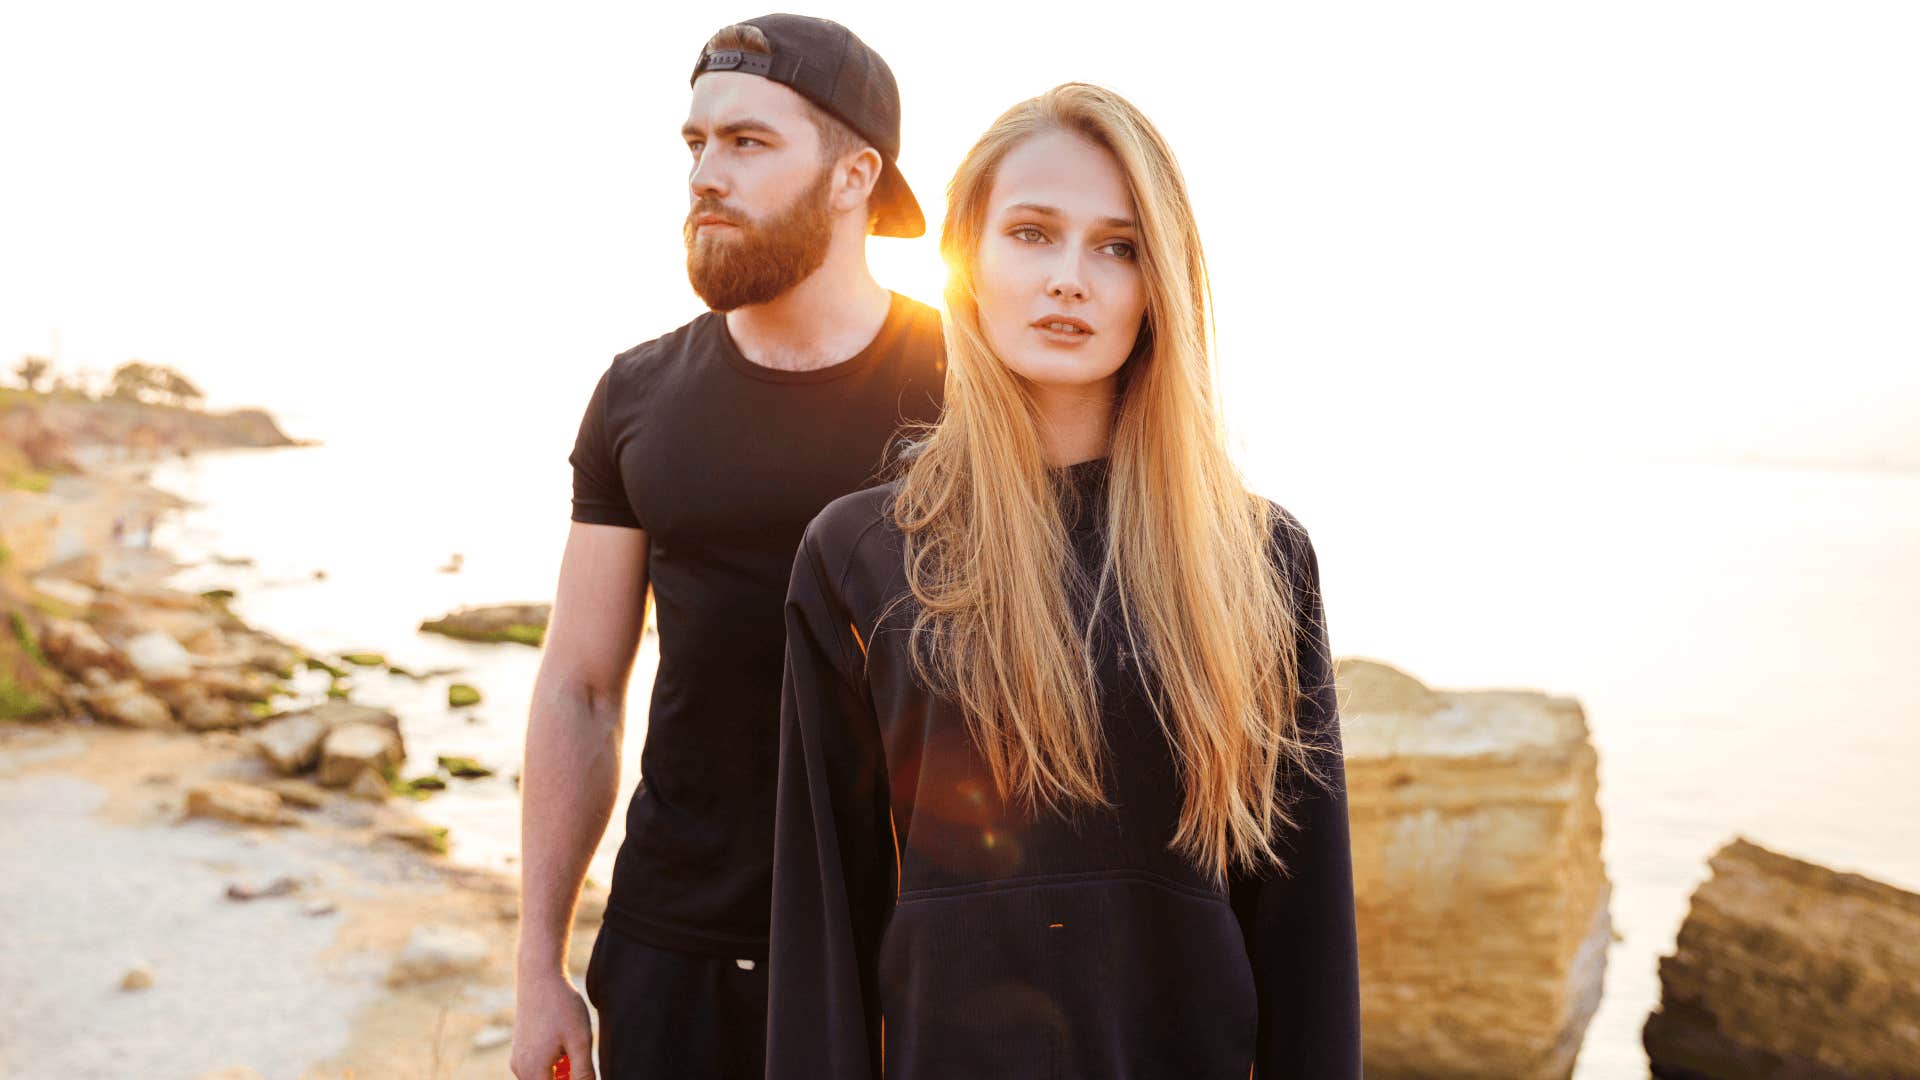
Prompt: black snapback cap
<box><xmin>691</xmin><ymin>13</ymin><xmax>925</xmax><ymax>239</ymax></box>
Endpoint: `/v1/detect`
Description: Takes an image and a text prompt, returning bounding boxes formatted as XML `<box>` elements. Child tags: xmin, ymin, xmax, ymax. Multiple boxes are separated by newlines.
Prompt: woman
<box><xmin>766</xmin><ymin>83</ymin><xmax>1361</xmax><ymax>1078</ymax></box>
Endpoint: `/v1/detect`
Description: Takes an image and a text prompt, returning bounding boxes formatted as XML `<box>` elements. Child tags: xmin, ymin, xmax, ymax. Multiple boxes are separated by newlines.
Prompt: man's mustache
<box><xmin>686</xmin><ymin>198</ymin><xmax>747</xmax><ymax>232</ymax></box>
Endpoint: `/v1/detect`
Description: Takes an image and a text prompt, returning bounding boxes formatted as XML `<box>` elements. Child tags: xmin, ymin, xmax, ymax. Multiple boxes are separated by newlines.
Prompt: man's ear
<box><xmin>832</xmin><ymin>146</ymin><xmax>883</xmax><ymax>216</ymax></box>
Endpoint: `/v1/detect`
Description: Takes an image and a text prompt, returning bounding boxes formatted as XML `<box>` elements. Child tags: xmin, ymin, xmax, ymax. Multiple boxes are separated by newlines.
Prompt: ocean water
<box><xmin>146</xmin><ymin>430</ymin><xmax>1920</xmax><ymax>1079</ymax></box>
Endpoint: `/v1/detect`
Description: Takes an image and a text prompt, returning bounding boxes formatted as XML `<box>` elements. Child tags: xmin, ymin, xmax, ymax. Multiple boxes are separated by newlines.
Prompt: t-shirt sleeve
<box><xmin>567</xmin><ymin>362</ymin><xmax>641</xmax><ymax>529</ymax></box>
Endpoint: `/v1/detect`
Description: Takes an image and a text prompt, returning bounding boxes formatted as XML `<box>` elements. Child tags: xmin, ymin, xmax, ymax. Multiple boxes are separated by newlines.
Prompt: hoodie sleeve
<box><xmin>1230</xmin><ymin>510</ymin><xmax>1363</xmax><ymax>1078</ymax></box>
<box><xmin>766</xmin><ymin>523</ymin><xmax>896</xmax><ymax>1080</ymax></box>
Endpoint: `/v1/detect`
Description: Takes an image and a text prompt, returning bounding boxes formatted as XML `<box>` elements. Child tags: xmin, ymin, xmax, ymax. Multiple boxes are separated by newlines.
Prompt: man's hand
<box><xmin>510</xmin><ymin>968</ymin><xmax>597</xmax><ymax>1080</ymax></box>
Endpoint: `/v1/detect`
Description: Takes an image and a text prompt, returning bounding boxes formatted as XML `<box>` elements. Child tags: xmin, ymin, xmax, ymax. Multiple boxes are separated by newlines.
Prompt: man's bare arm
<box><xmin>517</xmin><ymin>520</ymin><xmax>650</xmax><ymax>975</ymax></box>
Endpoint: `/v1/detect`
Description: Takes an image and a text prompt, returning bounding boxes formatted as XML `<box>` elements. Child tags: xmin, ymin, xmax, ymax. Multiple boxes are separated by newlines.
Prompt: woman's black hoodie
<box><xmin>766</xmin><ymin>457</ymin><xmax>1362</xmax><ymax>1079</ymax></box>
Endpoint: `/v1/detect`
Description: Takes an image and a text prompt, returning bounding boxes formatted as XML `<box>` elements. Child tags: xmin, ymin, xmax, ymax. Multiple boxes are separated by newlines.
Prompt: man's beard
<box><xmin>684</xmin><ymin>166</ymin><xmax>835</xmax><ymax>312</ymax></box>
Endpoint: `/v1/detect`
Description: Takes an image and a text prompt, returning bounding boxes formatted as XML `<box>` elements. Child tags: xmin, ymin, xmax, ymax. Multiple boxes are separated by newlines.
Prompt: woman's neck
<box><xmin>1029</xmin><ymin>375</ymin><xmax>1117</xmax><ymax>467</ymax></box>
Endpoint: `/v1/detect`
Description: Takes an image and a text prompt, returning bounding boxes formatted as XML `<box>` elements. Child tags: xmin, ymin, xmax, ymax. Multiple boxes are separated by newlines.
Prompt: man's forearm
<box><xmin>517</xmin><ymin>683</ymin><xmax>624</xmax><ymax>973</ymax></box>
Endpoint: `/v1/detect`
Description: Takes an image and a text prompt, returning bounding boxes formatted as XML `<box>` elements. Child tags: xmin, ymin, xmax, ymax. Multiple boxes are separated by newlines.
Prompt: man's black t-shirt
<box><xmin>567</xmin><ymin>290</ymin><xmax>945</xmax><ymax>960</ymax></box>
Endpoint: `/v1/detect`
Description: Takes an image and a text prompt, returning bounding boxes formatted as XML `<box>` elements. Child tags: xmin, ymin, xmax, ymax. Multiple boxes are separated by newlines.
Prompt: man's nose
<box><xmin>690</xmin><ymin>148</ymin><xmax>728</xmax><ymax>200</ymax></box>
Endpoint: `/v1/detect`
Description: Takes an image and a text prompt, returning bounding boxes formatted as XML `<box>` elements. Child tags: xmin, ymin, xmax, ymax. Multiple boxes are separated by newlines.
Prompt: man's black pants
<box><xmin>583</xmin><ymin>924</ymin><xmax>769</xmax><ymax>1080</ymax></box>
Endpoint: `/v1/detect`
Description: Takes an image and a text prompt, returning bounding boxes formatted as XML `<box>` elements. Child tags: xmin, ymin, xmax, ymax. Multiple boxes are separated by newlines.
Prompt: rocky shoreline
<box><xmin>1</xmin><ymin>390</ymin><xmax>582</xmax><ymax>1079</ymax></box>
<box><xmin>6</xmin><ymin>386</ymin><xmax>1916</xmax><ymax>1078</ymax></box>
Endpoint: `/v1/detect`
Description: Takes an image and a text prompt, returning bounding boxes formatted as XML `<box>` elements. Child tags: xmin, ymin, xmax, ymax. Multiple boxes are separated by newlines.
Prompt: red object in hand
<box><xmin>552</xmin><ymin>1052</ymin><xmax>571</xmax><ymax>1080</ymax></box>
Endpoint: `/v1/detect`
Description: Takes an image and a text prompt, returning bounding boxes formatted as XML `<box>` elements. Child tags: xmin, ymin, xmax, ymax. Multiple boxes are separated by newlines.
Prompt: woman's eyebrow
<box><xmin>1002</xmin><ymin>202</ymin><xmax>1135</xmax><ymax>229</ymax></box>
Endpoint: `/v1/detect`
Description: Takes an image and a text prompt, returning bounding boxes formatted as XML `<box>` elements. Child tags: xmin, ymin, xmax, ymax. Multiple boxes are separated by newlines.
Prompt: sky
<box><xmin>2</xmin><ymin>0</ymin><xmax>1917</xmax><ymax>471</ymax></box>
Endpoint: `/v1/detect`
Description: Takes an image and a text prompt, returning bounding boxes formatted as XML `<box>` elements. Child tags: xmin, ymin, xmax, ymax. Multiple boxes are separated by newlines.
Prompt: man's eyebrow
<box><xmin>682</xmin><ymin>118</ymin><xmax>781</xmax><ymax>140</ymax></box>
<box><xmin>1002</xmin><ymin>202</ymin><xmax>1136</xmax><ymax>229</ymax></box>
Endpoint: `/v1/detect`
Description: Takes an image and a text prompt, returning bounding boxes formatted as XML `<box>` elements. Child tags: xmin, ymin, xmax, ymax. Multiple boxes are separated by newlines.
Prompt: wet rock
<box><xmin>381</xmin><ymin>820</ymin><xmax>450</xmax><ymax>855</ymax></box>
<box><xmin>437</xmin><ymin>754</ymin><xmax>495</xmax><ymax>779</ymax></box>
<box><xmin>387</xmin><ymin>924</ymin><xmax>489</xmax><ymax>985</ymax></box>
<box><xmin>448</xmin><ymin>683</ymin><xmax>481</xmax><ymax>708</ymax></box>
<box><xmin>419</xmin><ymin>602</ymin><xmax>550</xmax><ymax>647</ymax></box>
<box><xmin>1340</xmin><ymin>659</ymin><xmax>1610</xmax><ymax>1080</ymax></box>
<box><xmin>1643</xmin><ymin>837</ymin><xmax>1920</xmax><ymax>1079</ymax></box>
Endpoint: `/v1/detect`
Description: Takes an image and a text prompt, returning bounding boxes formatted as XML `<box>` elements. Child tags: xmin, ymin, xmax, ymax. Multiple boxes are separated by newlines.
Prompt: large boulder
<box><xmin>1643</xmin><ymin>837</ymin><xmax>1920</xmax><ymax>1078</ymax></box>
<box><xmin>1340</xmin><ymin>659</ymin><xmax>1610</xmax><ymax>1080</ymax></box>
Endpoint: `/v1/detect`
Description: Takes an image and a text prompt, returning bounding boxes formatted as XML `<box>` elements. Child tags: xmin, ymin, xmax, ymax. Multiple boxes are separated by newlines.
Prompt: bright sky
<box><xmin>2</xmin><ymin>1</ymin><xmax>1916</xmax><ymax>469</ymax></box>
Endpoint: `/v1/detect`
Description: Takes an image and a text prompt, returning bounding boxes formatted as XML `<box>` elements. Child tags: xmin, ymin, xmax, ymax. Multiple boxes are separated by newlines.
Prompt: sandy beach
<box><xmin>1</xmin><ymin>404</ymin><xmax>595</xmax><ymax>1080</ymax></box>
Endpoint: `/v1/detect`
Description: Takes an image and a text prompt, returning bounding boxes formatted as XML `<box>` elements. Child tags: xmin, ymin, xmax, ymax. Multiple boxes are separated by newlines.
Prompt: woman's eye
<box><xmin>1103</xmin><ymin>241</ymin><xmax>1137</xmax><ymax>260</ymax></box>
<box><xmin>1013</xmin><ymin>227</ymin><xmax>1046</xmax><ymax>244</ymax></box>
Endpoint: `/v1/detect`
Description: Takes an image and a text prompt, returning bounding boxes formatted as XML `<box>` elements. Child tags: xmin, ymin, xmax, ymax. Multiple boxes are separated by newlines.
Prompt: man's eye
<box><xmin>737</xmin><ymin>136</ymin><xmax>764</xmax><ymax>148</ymax></box>
<box><xmin>687</xmin><ymin>140</ymin><xmax>705</xmax><ymax>155</ymax></box>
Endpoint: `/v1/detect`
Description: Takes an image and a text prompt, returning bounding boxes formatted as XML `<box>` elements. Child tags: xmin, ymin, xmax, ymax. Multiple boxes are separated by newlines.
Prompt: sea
<box><xmin>144</xmin><ymin>420</ymin><xmax>1920</xmax><ymax>1080</ymax></box>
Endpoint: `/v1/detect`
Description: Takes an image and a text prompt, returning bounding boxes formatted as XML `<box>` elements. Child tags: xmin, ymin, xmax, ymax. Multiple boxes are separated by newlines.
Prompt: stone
<box><xmin>38</xmin><ymin>616</ymin><xmax>122</xmax><ymax>677</ymax></box>
<box><xmin>259</xmin><ymin>777</ymin><xmax>330</xmax><ymax>809</ymax></box>
<box><xmin>119</xmin><ymin>964</ymin><xmax>154</xmax><ymax>991</ymax></box>
<box><xmin>419</xmin><ymin>602</ymin><xmax>551</xmax><ymax>647</ymax></box>
<box><xmin>250</xmin><ymin>712</ymin><xmax>330</xmax><ymax>775</ymax></box>
<box><xmin>472</xmin><ymin>1025</ymin><xmax>512</xmax><ymax>1052</ymax></box>
<box><xmin>84</xmin><ymin>679</ymin><xmax>173</xmax><ymax>729</ymax></box>
<box><xmin>387</xmin><ymin>925</ymin><xmax>490</xmax><ymax>986</ymax></box>
<box><xmin>171</xmin><ymin>686</ymin><xmax>252</xmax><ymax>731</ymax></box>
<box><xmin>122</xmin><ymin>629</ymin><xmax>196</xmax><ymax>681</ymax></box>
<box><xmin>1339</xmin><ymin>659</ymin><xmax>1610</xmax><ymax>1080</ymax></box>
<box><xmin>28</xmin><ymin>575</ymin><xmax>98</xmax><ymax>609</ymax></box>
<box><xmin>316</xmin><ymin>721</ymin><xmax>405</xmax><ymax>788</ymax></box>
<box><xmin>347</xmin><ymin>768</ymin><xmax>391</xmax><ymax>802</ymax></box>
<box><xmin>1643</xmin><ymin>837</ymin><xmax>1920</xmax><ymax>1078</ymax></box>
<box><xmin>381</xmin><ymin>821</ymin><xmax>450</xmax><ymax>855</ymax></box>
<box><xmin>225</xmin><ymin>876</ymin><xmax>301</xmax><ymax>901</ymax></box>
<box><xmin>184</xmin><ymin>782</ymin><xmax>288</xmax><ymax>827</ymax></box>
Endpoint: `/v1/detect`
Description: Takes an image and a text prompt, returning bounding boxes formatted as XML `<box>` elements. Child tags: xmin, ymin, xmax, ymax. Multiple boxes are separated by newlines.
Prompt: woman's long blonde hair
<box><xmin>892</xmin><ymin>83</ymin><xmax>1327</xmax><ymax>884</ymax></box>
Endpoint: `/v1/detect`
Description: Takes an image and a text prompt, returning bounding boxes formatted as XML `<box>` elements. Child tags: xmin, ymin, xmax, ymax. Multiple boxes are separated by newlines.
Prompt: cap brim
<box><xmin>870</xmin><ymin>156</ymin><xmax>925</xmax><ymax>239</ymax></box>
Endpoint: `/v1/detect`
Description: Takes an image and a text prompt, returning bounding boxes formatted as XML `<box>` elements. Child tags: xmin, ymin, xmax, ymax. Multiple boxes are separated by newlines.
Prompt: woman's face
<box><xmin>974</xmin><ymin>129</ymin><xmax>1147</xmax><ymax>394</ymax></box>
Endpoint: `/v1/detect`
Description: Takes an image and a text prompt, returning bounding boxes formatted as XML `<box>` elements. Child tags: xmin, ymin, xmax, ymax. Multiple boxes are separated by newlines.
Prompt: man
<box><xmin>509</xmin><ymin>15</ymin><xmax>945</xmax><ymax>1080</ymax></box>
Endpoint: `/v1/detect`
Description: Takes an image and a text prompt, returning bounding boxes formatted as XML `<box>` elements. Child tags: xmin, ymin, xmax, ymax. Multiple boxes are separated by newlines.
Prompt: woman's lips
<box><xmin>1031</xmin><ymin>316</ymin><xmax>1094</xmax><ymax>344</ymax></box>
